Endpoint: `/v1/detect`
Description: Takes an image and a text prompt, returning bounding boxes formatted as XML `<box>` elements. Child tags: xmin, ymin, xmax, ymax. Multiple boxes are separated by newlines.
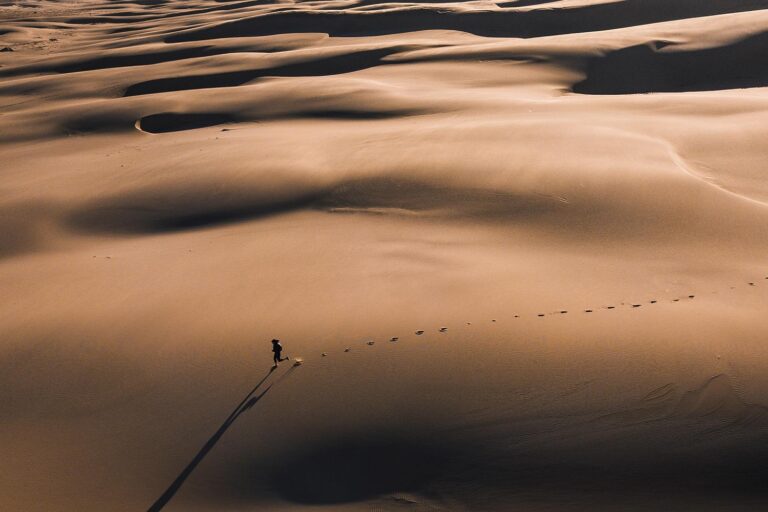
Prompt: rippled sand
<box><xmin>2</xmin><ymin>1</ymin><xmax>768</xmax><ymax>510</ymax></box>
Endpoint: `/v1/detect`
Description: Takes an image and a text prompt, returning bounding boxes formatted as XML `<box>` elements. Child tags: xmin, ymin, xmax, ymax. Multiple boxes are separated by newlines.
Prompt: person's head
<box><xmin>272</xmin><ymin>339</ymin><xmax>280</xmax><ymax>345</ymax></box>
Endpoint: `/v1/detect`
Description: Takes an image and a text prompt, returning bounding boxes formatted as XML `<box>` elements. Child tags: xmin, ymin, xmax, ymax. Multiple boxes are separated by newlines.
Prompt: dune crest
<box><xmin>2</xmin><ymin>0</ymin><xmax>768</xmax><ymax>511</ymax></box>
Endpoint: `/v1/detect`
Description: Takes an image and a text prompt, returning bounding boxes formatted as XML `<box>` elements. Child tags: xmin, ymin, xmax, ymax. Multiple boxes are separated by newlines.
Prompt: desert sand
<box><xmin>2</xmin><ymin>0</ymin><xmax>768</xmax><ymax>510</ymax></box>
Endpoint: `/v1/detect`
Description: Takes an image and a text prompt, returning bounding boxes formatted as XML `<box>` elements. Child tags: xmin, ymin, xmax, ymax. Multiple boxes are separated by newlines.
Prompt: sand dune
<box><xmin>163</xmin><ymin>1</ymin><xmax>768</xmax><ymax>41</ymax></box>
<box><xmin>2</xmin><ymin>0</ymin><xmax>768</xmax><ymax>511</ymax></box>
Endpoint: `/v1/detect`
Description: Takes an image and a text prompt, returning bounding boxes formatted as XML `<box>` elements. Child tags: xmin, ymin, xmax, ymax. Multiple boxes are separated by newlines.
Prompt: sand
<box><xmin>2</xmin><ymin>0</ymin><xmax>768</xmax><ymax>510</ymax></box>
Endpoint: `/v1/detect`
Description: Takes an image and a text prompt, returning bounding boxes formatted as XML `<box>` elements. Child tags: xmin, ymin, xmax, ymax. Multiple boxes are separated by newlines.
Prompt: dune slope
<box><xmin>2</xmin><ymin>1</ymin><xmax>768</xmax><ymax>511</ymax></box>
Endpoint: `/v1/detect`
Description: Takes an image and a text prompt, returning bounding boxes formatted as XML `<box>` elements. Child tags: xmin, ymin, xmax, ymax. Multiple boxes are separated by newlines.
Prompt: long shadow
<box><xmin>166</xmin><ymin>0</ymin><xmax>768</xmax><ymax>43</ymax></box>
<box><xmin>147</xmin><ymin>366</ymin><xmax>295</xmax><ymax>512</ymax></box>
<box><xmin>573</xmin><ymin>31</ymin><xmax>768</xmax><ymax>94</ymax></box>
<box><xmin>67</xmin><ymin>188</ymin><xmax>326</xmax><ymax>234</ymax></box>
<box><xmin>135</xmin><ymin>108</ymin><xmax>418</xmax><ymax>134</ymax></box>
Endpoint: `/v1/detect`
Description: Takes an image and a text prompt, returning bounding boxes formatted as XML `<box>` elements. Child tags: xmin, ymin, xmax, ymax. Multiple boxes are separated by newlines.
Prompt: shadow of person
<box><xmin>147</xmin><ymin>366</ymin><xmax>296</xmax><ymax>512</ymax></box>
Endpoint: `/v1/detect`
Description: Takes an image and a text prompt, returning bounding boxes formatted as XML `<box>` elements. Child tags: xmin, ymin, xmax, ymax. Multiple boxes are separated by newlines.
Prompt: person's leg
<box><xmin>273</xmin><ymin>352</ymin><xmax>279</xmax><ymax>365</ymax></box>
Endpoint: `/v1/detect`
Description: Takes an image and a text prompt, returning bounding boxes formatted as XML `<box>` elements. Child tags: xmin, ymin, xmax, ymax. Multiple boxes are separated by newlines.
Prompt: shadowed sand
<box><xmin>574</xmin><ymin>31</ymin><xmax>768</xmax><ymax>94</ymax></box>
<box><xmin>147</xmin><ymin>366</ymin><xmax>295</xmax><ymax>512</ymax></box>
<box><xmin>2</xmin><ymin>0</ymin><xmax>768</xmax><ymax>511</ymax></box>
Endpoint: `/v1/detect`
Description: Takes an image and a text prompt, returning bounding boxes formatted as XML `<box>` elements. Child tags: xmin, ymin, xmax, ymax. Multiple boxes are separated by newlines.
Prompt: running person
<box><xmin>271</xmin><ymin>339</ymin><xmax>288</xmax><ymax>367</ymax></box>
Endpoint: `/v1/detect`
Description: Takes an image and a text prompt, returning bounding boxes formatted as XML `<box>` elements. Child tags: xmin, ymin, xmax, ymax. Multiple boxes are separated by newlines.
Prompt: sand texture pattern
<box><xmin>2</xmin><ymin>0</ymin><xmax>768</xmax><ymax>510</ymax></box>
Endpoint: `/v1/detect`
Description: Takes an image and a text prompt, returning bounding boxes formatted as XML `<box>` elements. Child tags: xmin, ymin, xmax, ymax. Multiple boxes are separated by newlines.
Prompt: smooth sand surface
<box><xmin>2</xmin><ymin>1</ymin><xmax>768</xmax><ymax>510</ymax></box>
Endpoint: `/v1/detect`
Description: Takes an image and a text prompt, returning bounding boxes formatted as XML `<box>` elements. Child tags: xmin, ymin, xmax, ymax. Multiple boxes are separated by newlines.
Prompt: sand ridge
<box><xmin>2</xmin><ymin>0</ymin><xmax>768</xmax><ymax>510</ymax></box>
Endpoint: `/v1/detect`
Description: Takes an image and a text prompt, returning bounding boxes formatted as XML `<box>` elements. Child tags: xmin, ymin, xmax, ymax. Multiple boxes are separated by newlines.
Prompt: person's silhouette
<box><xmin>272</xmin><ymin>339</ymin><xmax>289</xmax><ymax>367</ymax></box>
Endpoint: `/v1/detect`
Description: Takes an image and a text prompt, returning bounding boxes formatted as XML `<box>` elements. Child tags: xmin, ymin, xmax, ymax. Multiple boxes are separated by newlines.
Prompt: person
<box><xmin>271</xmin><ymin>339</ymin><xmax>289</xmax><ymax>367</ymax></box>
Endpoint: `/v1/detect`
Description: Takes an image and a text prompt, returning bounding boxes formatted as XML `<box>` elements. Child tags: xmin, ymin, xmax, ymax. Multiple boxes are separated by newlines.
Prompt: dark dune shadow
<box><xmin>165</xmin><ymin>0</ymin><xmax>768</xmax><ymax>43</ymax></box>
<box><xmin>108</xmin><ymin>25</ymin><xmax>160</xmax><ymax>34</ymax></box>
<box><xmin>146</xmin><ymin>367</ymin><xmax>295</xmax><ymax>512</ymax></box>
<box><xmin>67</xmin><ymin>177</ymin><xmax>563</xmax><ymax>236</ymax></box>
<box><xmin>269</xmin><ymin>435</ymin><xmax>447</xmax><ymax>504</ymax></box>
<box><xmin>448</xmin><ymin>377</ymin><xmax>768</xmax><ymax>504</ymax></box>
<box><xmin>67</xmin><ymin>187</ymin><xmax>325</xmax><ymax>234</ymax></box>
<box><xmin>137</xmin><ymin>112</ymin><xmax>237</xmax><ymax>133</ymax></box>
<box><xmin>573</xmin><ymin>32</ymin><xmax>768</xmax><ymax>94</ymax></box>
<box><xmin>123</xmin><ymin>47</ymin><xmax>400</xmax><ymax>96</ymax></box>
<box><xmin>136</xmin><ymin>107</ymin><xmax>422</xmax><ymax>133</ymax></box>
<box><xmin>210</xmin><ymin>376</ymin><xmax>768</xmax><ymax>509</ymax></box>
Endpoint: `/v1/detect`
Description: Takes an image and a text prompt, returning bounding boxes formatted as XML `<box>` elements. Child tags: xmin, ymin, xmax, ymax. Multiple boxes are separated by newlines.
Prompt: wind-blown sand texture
<box><xmin>2</xmin><ymin>0</ymin><xmax>768</xmax><ymax>510</ymax></box>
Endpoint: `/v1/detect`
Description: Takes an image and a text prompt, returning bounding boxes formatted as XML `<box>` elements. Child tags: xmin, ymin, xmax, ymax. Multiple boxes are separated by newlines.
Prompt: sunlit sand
<box><xmin>2</xmin><ymin>1</ymin><xmax>768</xmax><ymax>510</ymax></box>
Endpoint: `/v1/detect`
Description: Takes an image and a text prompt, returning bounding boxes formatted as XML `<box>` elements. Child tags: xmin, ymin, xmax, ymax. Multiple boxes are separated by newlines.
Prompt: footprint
<box><xmin>560</xmin><ymin>310</ymin><xmax>568</xmax><ymax>314</ymax></box>
<box><xmin>688</xmin><ymin>295</ymin><xmax>695</xmax><ymax>299</ymax></box>
<box><xmin>390</xmin><ymin>337</ymin><xmax>399</xmax><ymax>342</ymax></box>
<box><xmin>650</xmin><ymin>300</ymin><xmax>657</xmax><ymax>304</ymax></box>
<box><xmin>344</xmin><ymin>348</ymin><xmax>351</xmax><ymax>352</ymax></box>
<box><xmin>606</xmin><ymin>306</ymin><xmax>615</xmax><ymax>310</ymax></box>
<box><xmin>514</xmin><ymin>315</ymin><xmax>519</xmax><ymax>318</ymax></box>
<box><xmin>415</xmin><ymin>330</ymin><xmax>424</xmax><ymax>335</ymax></box>
<box><xmin>293</xmin><ymin>358</ymin><xmax>304</xmax><ymax>367</ymax></box>
<box><xmin>322</xmin><ymin>352</ymin><xmax>328</xmax><ymax>357</ymax></box>
<box><xmin>439</xmin><ymin>327</ymin><xmax>448</xmax><ymax>332</ymax></box>
<box><xmin>367</xmin><ymin>341</ymin><xmax>375</xmax><ymax>346</ymax></box>
<box><xmin>632</xmin><ymin>304</ymin><xmax>641</xmax><ymax>308</ymax></box>
<box><xmin>537</xmin><ymin>314</ymin><xmax>545</xmax><ymax>317</ymax></box>
<box><xmin>672</xmin><ymin>299</ymin><xmax>680</xmax><ymax>302</ymax></box>
<box><xmin>491</xmin><ymin>319</ymin><xmax>496</xmax><ymax>322</ymax></box>
<box><xmin>585</xmin><ymin>309</ymin><xmax>593</xmax><ymax>313</ymax></box>
<box><xmin>466</xmin><ymin>322</ymin><xmax>472</xmax><ymax>325</ymax></box>
<box><xmin>748</xmin><ymin>282</ymin><xmax>755</xmax><ymax>286</ymax></box>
